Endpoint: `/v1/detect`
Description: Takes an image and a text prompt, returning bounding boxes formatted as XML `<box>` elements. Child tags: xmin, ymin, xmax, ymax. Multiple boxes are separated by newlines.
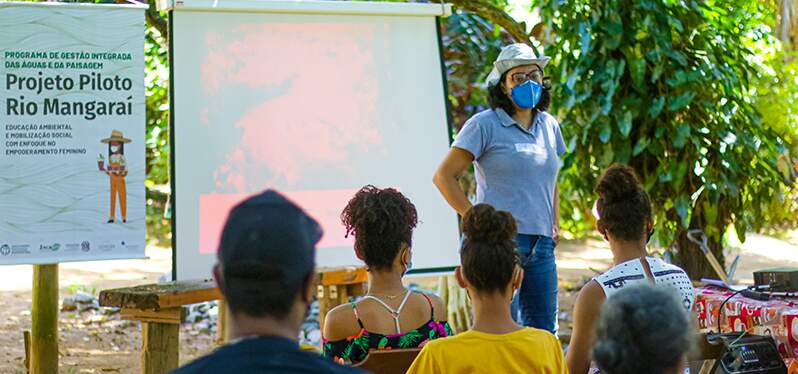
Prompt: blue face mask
<box><xmin>510</xmin><ymin>80</ymin><xmax>543</xmax><ymax>109</ymax></box>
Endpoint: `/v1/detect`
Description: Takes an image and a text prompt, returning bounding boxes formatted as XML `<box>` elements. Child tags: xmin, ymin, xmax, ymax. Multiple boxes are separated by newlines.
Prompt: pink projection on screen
<box><xmin>195</xmin><ymin>23</ymin><xmax>385</xmax><ymax>254</ymax></box>
<box><xmin>201</xmin><ymin>23</ymin><xmax>382</xmax><ymax>189</ymax></box>
<box><xmin>198</xmin><ymin>189</ymin><xmax>357</xmax><ymax>254</ymax></box>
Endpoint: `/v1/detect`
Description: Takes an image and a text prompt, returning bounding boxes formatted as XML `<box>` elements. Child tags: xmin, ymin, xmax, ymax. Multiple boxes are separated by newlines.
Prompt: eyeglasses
<box><xmin>510</xmin><ymin>70</ymin><xmax>544</xmax><ymax>84</ymax></box>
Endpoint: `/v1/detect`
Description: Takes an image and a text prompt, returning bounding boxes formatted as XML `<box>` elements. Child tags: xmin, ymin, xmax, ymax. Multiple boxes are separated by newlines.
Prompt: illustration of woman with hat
<box><xmin>98</xmin><ymin>130</ymin><xmax>131</xmax><ymax>223</ymax></box>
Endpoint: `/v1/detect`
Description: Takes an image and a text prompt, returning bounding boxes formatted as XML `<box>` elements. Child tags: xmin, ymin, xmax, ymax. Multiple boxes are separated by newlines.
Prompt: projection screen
<box><xmin>166</xmin><ymin>0</ymin><xmax>459</xmax><ymax>280</ymax></box>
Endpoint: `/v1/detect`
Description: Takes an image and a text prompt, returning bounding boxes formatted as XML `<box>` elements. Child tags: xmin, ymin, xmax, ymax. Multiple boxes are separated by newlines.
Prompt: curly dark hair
<box><xmin>487</xmin><ymin>70</ymin><xmax>551</xmax><ymax>117</ymax></box>
<box><xmin>460</xmin><ymin>204</ymin><xmax>519</xmax><ymax>294</ymax></box>
<box><xmin>341</xmin><ymin>185</ymin><xmax>418</xmax><ymax>271</ymax></box>
<box><xmin>593</xmin><ymin>285</ymin><xmax>693</xmax><ymax>374</ymax></box>
<box><xmin>595</xmin><ymin>164</ymin><xmax>652</xmax><ymax>242</ymax></box>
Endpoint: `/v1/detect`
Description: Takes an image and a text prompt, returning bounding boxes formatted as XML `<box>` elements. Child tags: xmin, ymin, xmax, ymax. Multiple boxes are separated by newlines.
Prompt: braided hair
<box><xmin>460</xmin><ymin>204</ymin><xmax>519</xmax><ymax>294</ymax></box>
<box><xmin>341</xmin><ymin>185</ymin><xmax>418</xmax><ymax>271</ymax></box>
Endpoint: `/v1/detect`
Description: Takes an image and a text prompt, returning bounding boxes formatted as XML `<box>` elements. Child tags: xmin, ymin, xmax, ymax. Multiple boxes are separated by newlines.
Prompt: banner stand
<box><xmin>31</xmin><ymin>264</ymin><xmax>58</xmax><ymax>374</ymax></box>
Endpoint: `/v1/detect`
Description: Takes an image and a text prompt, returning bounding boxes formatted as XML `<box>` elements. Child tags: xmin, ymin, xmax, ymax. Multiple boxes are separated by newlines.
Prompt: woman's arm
<box><xmin>553</xmin><ymin>182</ymin><xmax>560</xmax><ymax>244</ymax></box>
<box><xmin>432</xmin><ymin>147</ymin><xmax>474</xmax><ymax>217</ymax></box>
<box><xmin>566</xmin><ymin>280</ymin><xmax>605</xmax><ymax>374</ymax></box>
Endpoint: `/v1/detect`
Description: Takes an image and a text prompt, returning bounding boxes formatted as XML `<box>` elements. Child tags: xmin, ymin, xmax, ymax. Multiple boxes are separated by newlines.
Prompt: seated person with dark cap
<box><xmin>171</xmin><ymin>190</ymin><xmax>362</xmax><ymax>374</ymax></box>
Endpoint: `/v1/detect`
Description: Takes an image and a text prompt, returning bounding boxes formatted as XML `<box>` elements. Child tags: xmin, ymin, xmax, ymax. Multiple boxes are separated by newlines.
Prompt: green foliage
<box><xmin>442</xmin><ymin>9</ymin><xmax>513</xmax><ymax>132</ymax></box>
<box><xmin>750</xmin><ymin>47</ymin><xmax>798</xmax><ymax>230</ymax></box>
<box><xmin>538</xmin><ymin>0</ymin><xmax>793</xmax><ymax>272</ymax></box>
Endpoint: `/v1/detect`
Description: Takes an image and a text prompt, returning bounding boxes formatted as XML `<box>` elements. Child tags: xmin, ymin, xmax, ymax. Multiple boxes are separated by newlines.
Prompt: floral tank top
<box><xmin>322</xmin><ymin>292</ymin><xmax>453</xmax><ymax>365</ymax></box>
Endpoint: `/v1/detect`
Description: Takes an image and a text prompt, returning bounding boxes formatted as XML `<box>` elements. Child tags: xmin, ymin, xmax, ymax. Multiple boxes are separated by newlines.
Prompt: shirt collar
<box><xmin>494</xmin><ymin>108</ymin><xmax>517</xmax><ymax>127</ymax></box>
<box><xmin>495</xmin><ymin>107</ymin><xmax>540</xmax><ymax>134</ymax></box>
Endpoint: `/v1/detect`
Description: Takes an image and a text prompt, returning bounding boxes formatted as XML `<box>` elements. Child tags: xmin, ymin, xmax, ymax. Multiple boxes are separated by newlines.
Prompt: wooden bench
<box><xmin>353</xmin><ymin>348</ymin><xmax>422</xmax><ymax>374</ymax></box>
<box><xmin>99</xmin><ymin>266</ymin><xmax>367</xmax><ymax>374</ymax></box>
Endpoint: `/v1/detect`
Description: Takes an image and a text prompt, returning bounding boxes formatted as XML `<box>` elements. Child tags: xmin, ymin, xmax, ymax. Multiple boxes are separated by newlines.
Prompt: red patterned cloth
<box><xmin>694</xmin><ymin>285</ymin><xmax>798</xmax><ymax>359</ymax></box>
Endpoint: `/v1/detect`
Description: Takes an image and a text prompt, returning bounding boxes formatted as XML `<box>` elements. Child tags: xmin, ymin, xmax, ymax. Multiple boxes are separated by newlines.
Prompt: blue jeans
<box><xmin>511</xmin><ymin>234</ymin><xmax>558</xmax><ymax>334</ymax></box>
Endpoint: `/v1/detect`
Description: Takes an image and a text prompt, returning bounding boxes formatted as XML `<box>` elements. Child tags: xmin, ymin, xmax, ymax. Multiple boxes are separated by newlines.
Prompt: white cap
<box><xmin>486</xmin><ymin>43</ymin><xmax>550</xmax><ymax>86</ymax></box>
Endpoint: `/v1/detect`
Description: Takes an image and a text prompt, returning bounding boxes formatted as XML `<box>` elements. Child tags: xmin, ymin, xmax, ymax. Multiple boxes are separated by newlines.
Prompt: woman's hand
<box><xmin>553</xmin><ymin>225</ymin><xmax>560</xmax><ymax>245</ymax></box>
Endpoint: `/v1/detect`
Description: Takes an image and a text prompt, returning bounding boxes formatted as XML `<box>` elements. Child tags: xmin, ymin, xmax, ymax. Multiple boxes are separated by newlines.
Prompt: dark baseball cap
<box><xmin>218</xmin><ymin>190</ymin><xmax>323</xmax><ymax>287</ymax></box>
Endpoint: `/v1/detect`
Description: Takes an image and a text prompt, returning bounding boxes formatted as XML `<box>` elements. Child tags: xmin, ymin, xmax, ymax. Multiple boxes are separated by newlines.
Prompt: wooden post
<box><xmin>215</xmin><ymin>299</ymin><xmax>231</xmax><ymax>345</ymax></box>
<box><xmin>31</xmin><ymin>264</ymin><xmax>58</xmax><ymax>374</ymax></box>
<box><xmin>317</xmin><ymin>285</ymin><xmax>333</xmax><ymax>330</ymax></box>
<box><xmin>142</xmin><ymin>322</ymin><xmax>179</xmax><ymax>374</ymax></box>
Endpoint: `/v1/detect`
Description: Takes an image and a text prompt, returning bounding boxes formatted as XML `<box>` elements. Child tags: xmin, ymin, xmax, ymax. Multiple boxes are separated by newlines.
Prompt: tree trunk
<box><xmin>670</xmin><ymin>197</ymin><xmax>732</xmax><ymax>280</ymax></box>
<box><xmin>777</xmin><ymin>0</ymin><xmax>798</xmax><ymax>51</ymax></box>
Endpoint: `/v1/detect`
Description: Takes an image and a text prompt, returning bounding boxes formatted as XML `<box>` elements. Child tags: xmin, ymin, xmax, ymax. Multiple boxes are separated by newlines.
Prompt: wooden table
<box><xmin>99</xmin><ymin>266</ymin><xmax>367</xmax><ymax>374</ymax></box>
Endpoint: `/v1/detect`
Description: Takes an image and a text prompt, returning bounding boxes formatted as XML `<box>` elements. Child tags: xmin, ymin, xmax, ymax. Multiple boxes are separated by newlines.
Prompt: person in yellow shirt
<box><xmin>406</xmin><ymin>204</ymin><xmax>567</xmax><ymax>374</ymax></box>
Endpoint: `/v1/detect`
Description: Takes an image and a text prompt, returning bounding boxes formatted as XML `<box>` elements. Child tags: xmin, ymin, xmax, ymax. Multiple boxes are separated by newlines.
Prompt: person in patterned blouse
<box><xmin>322</xmin><ymin>186</ymin><xmax>452</xmax><ymax>365</ymax></box>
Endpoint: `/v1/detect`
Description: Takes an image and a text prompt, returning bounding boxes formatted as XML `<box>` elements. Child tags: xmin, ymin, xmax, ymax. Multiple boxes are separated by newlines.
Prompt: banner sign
<box><xmin>0</xmin><ymin>2</ymin><xmax>147</xmax><ymax>264</ymax></box>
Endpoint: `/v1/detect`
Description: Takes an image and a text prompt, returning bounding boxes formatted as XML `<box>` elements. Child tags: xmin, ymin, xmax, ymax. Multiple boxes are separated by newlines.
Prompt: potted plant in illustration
<box><xmin>98</xmin><ymin>130</ymin><xmax>130</xmax><ymax>223</ymax></box>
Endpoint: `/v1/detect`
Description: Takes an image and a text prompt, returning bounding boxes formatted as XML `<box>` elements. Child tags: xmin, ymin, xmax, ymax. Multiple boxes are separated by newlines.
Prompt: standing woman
<box><xmin>433</xmin><ymin>43</ymin><xmax>566</xmax><ymax>333</ymax></box>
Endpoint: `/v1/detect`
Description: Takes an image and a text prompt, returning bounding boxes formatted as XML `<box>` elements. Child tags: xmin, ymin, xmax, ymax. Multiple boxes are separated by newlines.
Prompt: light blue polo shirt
<box><xmin>453</xmin><ymin>108</ymin><xmax>566</xmax><ymax>236</ymax></box>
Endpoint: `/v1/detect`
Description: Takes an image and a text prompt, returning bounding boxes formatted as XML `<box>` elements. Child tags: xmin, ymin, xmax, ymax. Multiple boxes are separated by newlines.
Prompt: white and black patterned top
<box><xmin>594</xmin><ymin>256</ymin><xmax>695</xmax><ymax>310</ymax></box>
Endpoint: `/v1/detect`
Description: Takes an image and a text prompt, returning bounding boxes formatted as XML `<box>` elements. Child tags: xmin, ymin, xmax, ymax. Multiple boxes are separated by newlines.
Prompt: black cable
<box><xmin>716</xmin><ymin>284</ymin><xmax>772</xmax><ymax>334</ymax></box>
<box><xmin>716</xmin><ymin>288</ymin><xmax>747</xmax><ymax>334</ymax></box>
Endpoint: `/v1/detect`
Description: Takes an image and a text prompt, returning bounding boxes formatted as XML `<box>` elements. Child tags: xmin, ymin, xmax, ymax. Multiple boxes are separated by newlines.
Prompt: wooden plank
<box><xmin>317</xmin><ymin>266</ymin><xmax>368</xmax><ymax>286</ymax></box>
<box><xmin>141</xmin><ymin>322</ymin><xmax>179</xmax><ymax>374</ymax></box>
<box><xmin>99</xmin><ymin>279</ymin><xmax>220</xmax><ymax>310</ymax></box>
<box><xmin>121</xmin><ymin>307</ymin><xmax>181</xmax><ymax>324</ymax></box>
<box><xmin>31</xmin><ymin>264</ymin><xmax>58</xmax><ymax>374</ymax></box>
<box><xmin>158</xmin><ymin>287</ymin><xmax>222</xmax><ymax>309</ymax></box>
<box><xmin>99</xmin><ymin>269</ymin><xmax>366</xmax><ymax>311</ymax></box>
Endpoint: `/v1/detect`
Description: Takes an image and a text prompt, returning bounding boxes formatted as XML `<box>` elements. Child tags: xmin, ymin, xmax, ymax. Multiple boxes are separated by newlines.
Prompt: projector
<box><xmin>753</xmin><ymin>268</ymin><xmax>798</xmax><ymax>291</ymax></box>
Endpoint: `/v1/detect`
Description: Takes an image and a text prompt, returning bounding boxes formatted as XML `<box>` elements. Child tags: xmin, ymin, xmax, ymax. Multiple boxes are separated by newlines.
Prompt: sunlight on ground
<box><xmin>0</xmin><ymin>246</ymin><xmax>171</xmax><ymax>292</ymax></box>
<box><xmin>737</xmin><ymin>233</ymin><xmax>798</xmax><ymax>263</ymax></box>
<box><xmin>556</xmin><ymin>238</ymin><xmax>613</xmax><ymax>271</ymax></box>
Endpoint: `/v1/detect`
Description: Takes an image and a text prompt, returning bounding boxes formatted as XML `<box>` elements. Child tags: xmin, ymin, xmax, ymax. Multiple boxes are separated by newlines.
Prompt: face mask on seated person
<box><xmin>510</xmin><ymin>80</ymin><xmax>543</xmax><ymax>109</ymax></box>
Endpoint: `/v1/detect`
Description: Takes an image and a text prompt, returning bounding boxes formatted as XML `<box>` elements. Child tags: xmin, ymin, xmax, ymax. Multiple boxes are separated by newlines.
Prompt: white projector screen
<box><xmin>169</xmin><ymin>1</ymin><xmax>459</xmax><ymax>280</ymax></box>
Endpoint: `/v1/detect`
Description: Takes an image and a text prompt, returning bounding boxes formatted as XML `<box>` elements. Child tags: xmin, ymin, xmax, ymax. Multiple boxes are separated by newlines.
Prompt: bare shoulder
<box><xmin>576</xmin><ymin>280</ymin><xmax>605</xmax><ymax>306</ymax></box>
<box><xmin>573</xmin><ymin>280</ymin><xmax>606</xmax><ymax>322</ymax></box>
<box><xmin>323</xmin><ymin>303</ymin><xmax>361</xmax><ymax>342</ymax></box>
<box><xmin>425</xmin><ymin>293</ymin><xmax>448</xmax><ymax>321</ymax></box>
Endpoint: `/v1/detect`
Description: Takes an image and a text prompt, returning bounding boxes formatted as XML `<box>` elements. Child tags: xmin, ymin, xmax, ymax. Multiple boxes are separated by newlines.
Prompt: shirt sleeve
<box><xmin>406</xmin><ymin>343</ymin><xmax>441</xmax><ymax>374</ymax></box>
<box><xmin>451</xmin><ymin>117</ymin><xmax>485</xmax><ymax>160</ymax></box>
<box><xmin>553</xmin><ymin>120</ymin><xmax>567</xmax><ymax>157</ymax></box>
<box><xmin>551</xmin><ymin>334</ymin><xmax>568</xmax><ymax>374</ymax></box>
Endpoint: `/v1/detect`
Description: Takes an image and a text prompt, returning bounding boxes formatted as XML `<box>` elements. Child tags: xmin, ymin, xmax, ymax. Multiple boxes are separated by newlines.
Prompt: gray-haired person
<box><xmin>592</xmin><ymin>284</ymin><xmax>693</xmax><ymax>374</ymax></box>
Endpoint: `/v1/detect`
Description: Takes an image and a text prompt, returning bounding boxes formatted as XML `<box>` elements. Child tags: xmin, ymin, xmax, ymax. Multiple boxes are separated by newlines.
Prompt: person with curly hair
<box><xmin>592</xmin><ymin>284</ymin><xmax>693</xmax><ymax>374</ymax></box>
<box><xmin>433</xmin><ymin>43</ymin><xmax>565</xmax><ymax>333</ymax></box>
<box><xmin>322</xmin><ymin>186</ymin><xmax>451</xmax><ymax>365</ymax></box>
<box><xmin>407</xmin><ymin>204</ymin><xmax>566</xmax><ymax>374</ymax></box>
<box><xmin>567</xmin><ymin>164</ymin><xmax>695</xmax><ymax>374</ymax></box>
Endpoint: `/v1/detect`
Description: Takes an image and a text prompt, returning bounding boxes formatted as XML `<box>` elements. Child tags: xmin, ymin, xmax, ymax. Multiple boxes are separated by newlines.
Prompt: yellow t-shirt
<box><xmin>406</xmin><ymin>328</ymin><xmax>567</xmax><ymax>374</ymax></box>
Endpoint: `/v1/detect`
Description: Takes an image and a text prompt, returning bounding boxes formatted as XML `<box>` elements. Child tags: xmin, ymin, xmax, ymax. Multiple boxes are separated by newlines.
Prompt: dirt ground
<box><xmin>1</xmin><ymin>232</ymin><xmax>796</xmax><ymax>373</ymax></box>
